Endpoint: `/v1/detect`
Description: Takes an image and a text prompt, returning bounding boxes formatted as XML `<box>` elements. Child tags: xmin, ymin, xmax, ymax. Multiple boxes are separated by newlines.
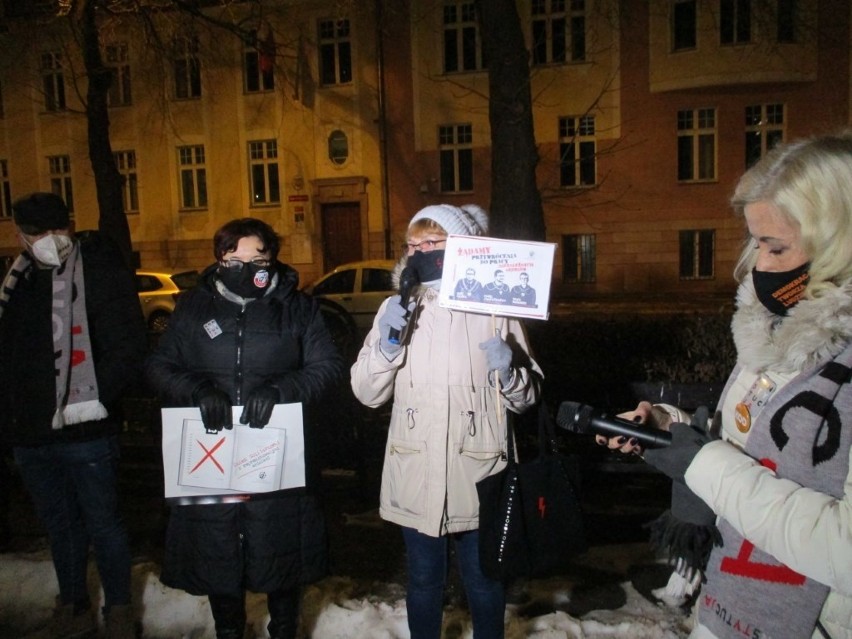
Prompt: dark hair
<box><xmin>213</xmin><ymin>218</ymin><xmax>280</xmax><ymax>261</ymax></box>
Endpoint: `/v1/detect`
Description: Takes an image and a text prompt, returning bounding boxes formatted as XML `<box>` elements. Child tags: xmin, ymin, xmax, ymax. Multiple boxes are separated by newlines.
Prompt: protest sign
<box><xmin>439</xmin><ymin>235</ymin><xmax>556</xmax><ymax>320</ymax></box>
<box><xmin>161</xmin><ymin>403</ymin><xmax>305</xmax><ymax>500</ymax></box>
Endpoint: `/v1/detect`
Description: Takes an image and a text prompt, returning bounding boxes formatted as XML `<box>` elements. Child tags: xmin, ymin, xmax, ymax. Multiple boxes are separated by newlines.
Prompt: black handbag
<box><xmin>477</xmin><ymin>402</ymin><xmax>587</xmax><ymax>582</ymax></box>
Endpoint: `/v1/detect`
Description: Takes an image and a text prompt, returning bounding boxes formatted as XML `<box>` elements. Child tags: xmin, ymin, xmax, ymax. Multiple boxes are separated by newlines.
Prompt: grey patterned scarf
<box><xmin>0</xmin><ymin>243</ymin><xmax>106</xmax><ymax>429</ymax></box>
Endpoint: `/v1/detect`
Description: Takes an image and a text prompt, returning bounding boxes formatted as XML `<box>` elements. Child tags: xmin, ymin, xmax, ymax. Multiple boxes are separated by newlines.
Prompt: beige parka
<box><xmin>350</xmin><ymin>284</ymin><xmax>542</xmax><ymax>537</ymax></box>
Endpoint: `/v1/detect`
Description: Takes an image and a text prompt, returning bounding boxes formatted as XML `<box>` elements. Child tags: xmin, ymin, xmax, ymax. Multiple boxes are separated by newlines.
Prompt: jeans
<box><xmin>402</xmin><ymin>527</ymin><xmax>505</xmax><ymax>639</ymax></box>
<box><xmin>14</xmin><ymin>435</ymin><xmax>131</xmax><ymax>610</ymax></box>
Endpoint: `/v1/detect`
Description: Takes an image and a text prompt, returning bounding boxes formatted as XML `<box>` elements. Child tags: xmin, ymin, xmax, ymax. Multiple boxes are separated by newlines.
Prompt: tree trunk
<box><xmin>476</xmin><ymin>0</ymin><xmax>545</xmax><ymax>241</ymax></box>
<box><xmin>78</xmin><ymin>0</ymin><xmax>135</xmax><ymax>269</ymax></box>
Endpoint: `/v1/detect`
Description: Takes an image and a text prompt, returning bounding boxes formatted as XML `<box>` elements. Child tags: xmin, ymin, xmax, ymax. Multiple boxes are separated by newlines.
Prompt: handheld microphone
<box><xmin>556</xmin><ymin>401</ymin><xmax>672</xmax><ymax>449</ymax></box>
<box><xmin>388</xmin><ymin>266</ymin><xmax>419</xmax><ymax>345</ymax></box>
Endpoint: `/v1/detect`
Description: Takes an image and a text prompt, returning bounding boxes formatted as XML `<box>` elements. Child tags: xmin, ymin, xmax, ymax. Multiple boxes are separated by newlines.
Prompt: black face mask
<box><xmin>407</xmin><ymin>249</ymin><xmax>445</xmax><ymax>282</ymax></box>
<box><xmin>752</xmin><ymin>263</ymin><xmax>810</xmax><ymax>316</ymax></box>
<box><xmin>218</xmin><ymin>263</ymin><xmax>271</xmax><ymax>299</ymax></box>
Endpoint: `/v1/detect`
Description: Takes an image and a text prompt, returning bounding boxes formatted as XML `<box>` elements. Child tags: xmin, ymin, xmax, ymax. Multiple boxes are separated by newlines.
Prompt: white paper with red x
<box><xmin>161</xmin><ymin>403</ymin><xmax>305</xmax><ymax>499</ymax></box>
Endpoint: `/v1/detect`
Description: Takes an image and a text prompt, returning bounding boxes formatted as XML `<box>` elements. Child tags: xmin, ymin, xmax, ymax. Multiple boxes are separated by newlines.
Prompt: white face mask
<box><xmin>27</xmin><ymin>234</ymin><xmax>74</xmax><ymax>267</ymax></box>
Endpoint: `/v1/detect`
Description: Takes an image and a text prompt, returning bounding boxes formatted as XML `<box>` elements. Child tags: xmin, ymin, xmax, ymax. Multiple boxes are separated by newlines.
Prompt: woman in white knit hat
<box><xmin>350</xmin><ymin>204</ymin><xmax>543</xmax><ymax>639</ymax></box>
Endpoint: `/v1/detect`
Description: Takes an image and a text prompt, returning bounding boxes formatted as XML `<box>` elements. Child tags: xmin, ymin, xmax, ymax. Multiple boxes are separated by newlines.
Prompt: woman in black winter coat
<box><xmin>145</xmin><ymin>218</ymin><xmax>344</xmax><ymax>639</ymax></box>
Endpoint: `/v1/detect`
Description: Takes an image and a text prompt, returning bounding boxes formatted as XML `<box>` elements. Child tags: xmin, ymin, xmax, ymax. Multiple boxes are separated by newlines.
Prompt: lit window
<box><xmin>319</xmin><ymin>19</ymin><xmax>352</xmax><ymax>85</ymax></box>
<box><xmin>114</xmin><ymin>150</ymin><xmax>138</xmax><ymax>214</ymax></box>
<box><xmin>439</xmin><ymin>124</ymin><xmax>473</xmax><ymax>193</ymax></box>
<box><xmin>679</xmin><ymin>229</ymin><xmax>715</xmax><ymax>279</ymax></box>
<box><xmin>178</xmin><ymin>145</ymin><xmax>207</xmax><ymax>210</ymax></box>
<box><xmin>245</xmin><ymin>29</ymin><xmax>274</xmax><ymax>93</ymax></box>
<box><xmin>559</xmin><ymin>115</ymin><xmax>596</xmax><ymax>187</ymax></box>
<box><xmin>48</xmin><ymin>155</ymin><xmax>73</xmax><ymax>213</ymax></box>
<box><xmin>248</xmin><ymin>140</ymin><xmax>280</xmax><ymax>206</ymax></box>
<box><xmin>677</xmin><ymin>108</ymin><xmax>716</xmax><ymax>182</ymax></box>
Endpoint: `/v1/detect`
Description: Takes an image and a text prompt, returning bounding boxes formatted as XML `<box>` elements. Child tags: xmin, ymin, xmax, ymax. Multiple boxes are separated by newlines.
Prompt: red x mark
<box><xmin>190</xmin><ymin>437</ymin><xmax>227</xmax><ymax>474</ymax></box>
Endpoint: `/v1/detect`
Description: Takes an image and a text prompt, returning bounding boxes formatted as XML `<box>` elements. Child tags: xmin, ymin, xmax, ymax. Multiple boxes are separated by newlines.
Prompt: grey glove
<box><xmin>643</xmin><ymin>421</ymin><xmax>711</xmax><ymax>483</ymax></box>
<box><xmin>240</xmin><ymin>384</ymin><xmax>280</xmax><ymax>429</ymax></box>
<box><xmin>478</xmin><ymin>335</ymin><xmax>512</xmax><ymax>385</ymax></box>
<box><xmin>192</xmin><ymin>382</ymin><xmax>232</xmax><ymax>433</ymax></box>
<box><xmin>378</xmin><ymin>295</ymin><xmax>415</xmax><ymax>356</ymax></box>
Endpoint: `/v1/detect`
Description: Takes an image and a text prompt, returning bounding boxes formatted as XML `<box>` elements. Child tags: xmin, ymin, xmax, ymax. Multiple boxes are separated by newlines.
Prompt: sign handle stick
<box><xmin>492</xmin><ymin>315</ymin><xmax>503</xmax><ymax>425</ymax></box>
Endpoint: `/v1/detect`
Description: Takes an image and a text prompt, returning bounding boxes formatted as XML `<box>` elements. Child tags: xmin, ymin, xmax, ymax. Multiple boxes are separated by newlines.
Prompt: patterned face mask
<box><xmin>751</xmin><ymin>262</ymin><xmax>810</xmax><ymax>316</ymax></box>
<box><xmin>217</xmin><ymin>261</ymin><xmax>270</xmax><ymax>299</ymax></box>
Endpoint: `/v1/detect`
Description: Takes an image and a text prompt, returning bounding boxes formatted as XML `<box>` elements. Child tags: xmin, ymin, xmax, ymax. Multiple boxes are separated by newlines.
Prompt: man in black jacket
<box><xmin>0</xmin><ymin>193</ymin><xmax>147</xmax><ymax>639</ymax></box>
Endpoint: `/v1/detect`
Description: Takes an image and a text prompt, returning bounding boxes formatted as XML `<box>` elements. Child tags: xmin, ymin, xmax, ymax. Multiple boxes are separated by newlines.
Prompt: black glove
<box><xmin>240</xmin><ymin>384</ymin><xmax>280</xmax><ymax>429</ymax></box>
<box><xmin>643</xmin><ymin>421</ymin><xmax>712</xmax><ymax>483</ymax></box>
<box><xmin>192</xmin><ymin>382</ymin><xmax>232</xmax><ymax>433</ymax></box>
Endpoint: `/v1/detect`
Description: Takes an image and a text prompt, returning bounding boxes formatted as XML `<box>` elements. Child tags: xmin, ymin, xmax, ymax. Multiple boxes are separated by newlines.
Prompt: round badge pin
<box><xmin>734</xmin><ymin>402</ymin><xmax>751</xmax><ymax>433</ymax></box>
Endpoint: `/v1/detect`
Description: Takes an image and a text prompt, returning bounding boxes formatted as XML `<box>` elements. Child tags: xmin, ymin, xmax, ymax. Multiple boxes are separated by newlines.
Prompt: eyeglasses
<box><xmin>404</xmin><ymin>238</ymin><xmax>447</xmax><ymax>252</ymax></box>
<box><xmin>221</xmin><ymin>258</ymin><xmax>271</xmax><ymax>270</ymax></box>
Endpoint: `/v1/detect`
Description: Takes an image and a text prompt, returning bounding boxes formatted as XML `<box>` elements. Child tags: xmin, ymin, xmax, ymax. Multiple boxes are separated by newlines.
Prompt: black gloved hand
<box><xmin>192</xmin><ymin>382</ymin><xmax>232</xmax><ymax>433</ymax></box>
<box><xmin>643</xmin><ymin>421</ymin><xmax>712</xmax><ymax>483</ymax></box>
<box><xmin>240</xmin><ymin>384</ymin><xmax>280</xmax><ymax>429</ymax></box>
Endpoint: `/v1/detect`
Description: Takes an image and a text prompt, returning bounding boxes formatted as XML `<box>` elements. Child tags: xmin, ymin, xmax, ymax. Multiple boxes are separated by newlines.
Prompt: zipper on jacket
<box><xmin>405</xmin><ymin>407</ymin><xmax>417</xmax><ymax>429</ymax></box>
<box><xmin>234</xmin><ymin>306</ymin><xmax>247</xmax><ymax>405</ymax></box>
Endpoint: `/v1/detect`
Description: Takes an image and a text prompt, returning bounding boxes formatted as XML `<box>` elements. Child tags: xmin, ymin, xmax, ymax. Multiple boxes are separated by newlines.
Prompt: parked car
<box><xmin>302</xmin><ymin>260</ymin><xmax>396</xmax><ymax>332</ymax></box>
<box><xmin>135</xmin><ymin>269</ymin><xmax>199</xmax><ymax>333</ymax></box>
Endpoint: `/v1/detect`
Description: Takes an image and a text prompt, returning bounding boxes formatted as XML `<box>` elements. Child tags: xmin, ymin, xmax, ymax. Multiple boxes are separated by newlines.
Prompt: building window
<box><xmin>720</xmin><ymin>0</ymin><xmax>751</xmax><ymax>44</ymax></box>
<box><xmin>178</xmin><ymin>145</ymin><xmax>207</xmax><ymax>210</ymax></box>
<box><xmin>174</xmin><ymin>36</ymin><xmax>201</xmax><ymax>99</ymax></box>
<box><xmin>563</xmin><ymin>234</ymin><xmax>596</xmax><ymax>282</ymax></box>
<box><xmin>672</xmin><ymin>0</ymin><xmax>696</xmax><ymax>51</ymax></box>
<box><xmin>559</xmin><ymin>115</ymin><xmax>596</xmax><ymax>187</ymax></box>
<box><xmin>677</xmin><ymin>108</ymin><xmax>716</xmax><ymax>182</ymax></box>
<box><xmin>114</xmin><ymin>150</ymin><xmax>138</xmax><ymax>214</ymax></box>
<box><xmin>328</xmin><ymin>130</ymin><xmax>349</xmax><ymax>165</ymax></box>
<box><xmin>319</xmin><ymin>19</ymin><xmax>352</xmax><ymax>86</ymax></box>
<box><xmin>244</xmin><ymin>29</ymin><xmax>274</xmax><ymax>93</ymax></box>
<box><xmin>0</xmin><ymin>160</ymin><xmax>11</xmax><ymax>219</ymax></box>
<box><xmin>531</xmin><ymin>0</ymin><xmax>586</xmax><ymax>65</ymax></box>
<box><xmin>439</xmin><ymin>124</ymin><xmax>473</xmax><ymax>193</ymax></box>
<box><xmin>745</xmin><ymin>104</ymin><xmax>784</xmax><ymax>168</ymax></box>
<box><xmin>679</xmin><ymin>229</ymin><xmax>715</xmax><ymax>279</ymax></box>
<box><xmin>41</xmin><ymin>51</ymin><xmax>66</xmax><ymax>111</ymax></box>
<box><xmin>248</xmin><ymin>140</ymin><xmax>280</xmax><ymax>206</ymax></box>
<box><xmin>777</xmin><ymin>0</ymin><xmax>796</xmax><ymax>42</ymax></box>
<box><xmin>443</xmin><ymin>2</ymin><xmax>484</xmax><ymax>73</ymax></box>
<box><xmin>48</xmin><ymin>155</ymin><xmax>73</xmax><ymax>213</ymax></box>
<box><xmin>105</xmin><ymin>43</ymin><xmax>132</xmax><ymax>107</ymax></box>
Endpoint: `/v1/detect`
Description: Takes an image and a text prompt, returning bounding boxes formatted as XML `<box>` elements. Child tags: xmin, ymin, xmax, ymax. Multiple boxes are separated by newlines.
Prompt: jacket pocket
<box><xmin>449</xmin><ymin>442</ymin><xmax>506</xmax><ymax>521</ymax></box>
<box><xmin>380</xmin><ymin>436</ymin><xmax>428</xmax><ymax>519</ymax></box>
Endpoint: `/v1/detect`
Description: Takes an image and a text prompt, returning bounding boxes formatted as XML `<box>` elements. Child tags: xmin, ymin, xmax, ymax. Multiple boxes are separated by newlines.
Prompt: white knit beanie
<box><xmin>409</xmin><ymin>204</ymin><xmax>489</xmax><ymax>237</ymax></box>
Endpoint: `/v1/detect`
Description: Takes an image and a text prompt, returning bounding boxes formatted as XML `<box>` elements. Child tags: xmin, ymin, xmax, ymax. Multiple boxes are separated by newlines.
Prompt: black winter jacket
<box><xmin>144</xmin><ymin>262</ymin><xmax>345</xmax><ymax>595</ymax></box>
<box><xmin>0</xmin><ymin>232</ymin><xmax>147</xmax><ymax>447</ymax></box>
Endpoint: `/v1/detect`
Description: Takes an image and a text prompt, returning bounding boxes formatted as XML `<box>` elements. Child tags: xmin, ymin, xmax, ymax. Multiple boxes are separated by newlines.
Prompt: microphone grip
<box><xmin>387</xmin><ymin>276</ymin><xmax>415</xmax><ymax>345</ymax></box>
<box><xmin>589</xmin><ymin>415</ymin><xmax>672</xmax><ymax>449</ymax></box>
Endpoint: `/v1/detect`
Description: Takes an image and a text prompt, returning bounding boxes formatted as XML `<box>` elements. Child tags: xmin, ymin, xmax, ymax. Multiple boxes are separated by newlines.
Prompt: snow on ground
<box><xmin>0</xmin><ymin>544</ymin><xmax>692</xmax><ymax>639</ymax></box>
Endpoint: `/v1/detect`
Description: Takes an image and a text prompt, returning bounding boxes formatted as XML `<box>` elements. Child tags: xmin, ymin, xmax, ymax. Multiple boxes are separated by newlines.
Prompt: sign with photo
<box><xmin>439</xmin><ymin>235</ymin><xmax>556</xmax><ymax>320</ymax></box>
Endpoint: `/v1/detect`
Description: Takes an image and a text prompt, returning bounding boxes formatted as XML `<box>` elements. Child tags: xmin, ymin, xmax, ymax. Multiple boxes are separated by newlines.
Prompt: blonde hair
<box><xmin>407</xmin><ymin>217</ymin><xmax>447</xmax><ymax>238</ymax></box>
<box><xmin>731</xmin><ymin>131</ymin><xmax>852</xmax><ymax>297</ymax></box>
